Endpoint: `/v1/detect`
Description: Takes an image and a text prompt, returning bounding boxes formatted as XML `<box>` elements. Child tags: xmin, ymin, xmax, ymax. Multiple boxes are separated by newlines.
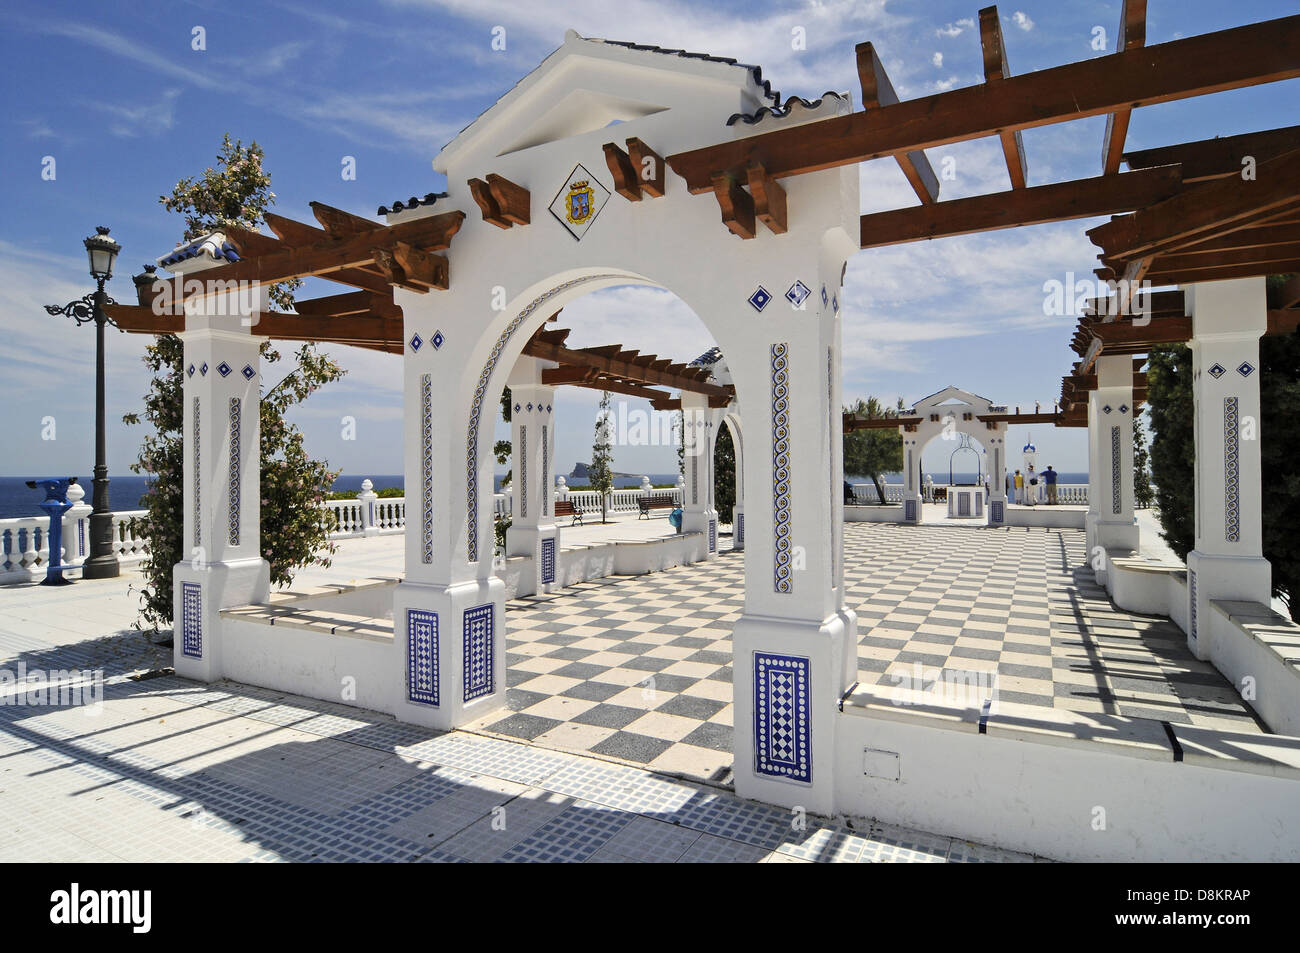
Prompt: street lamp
<box><xmin>45</xmin><ymin>226</ymin><xmax>122</xmax><ymax>579</ymax></box>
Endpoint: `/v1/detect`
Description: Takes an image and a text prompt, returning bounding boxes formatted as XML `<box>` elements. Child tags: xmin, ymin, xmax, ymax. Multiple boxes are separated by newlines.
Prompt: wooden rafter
<box><xmin>856</xmin><ymin>41</ymin><xmax>939</xmax><ymax>204</ymax></box>
<box><xmin>859</xmin><ymin>166</ymin><xmax>1182</xmax><ymax>248</ymax></box>
<box><xmin>667</xmin><ymin>15</ymin><xmax>1300</xmax><ymax>194</ymax></box>
<box><xmin>978</xmin><ymin>6</ymin><xmax>1028</xmax><ymax>190</ymax></box>
<box><xmin>1102</xmin><ymin>0</ymin><xmax>1148</xmax><ymax>175</ymax></box>
<box><xmin>1124</xmin><ymin>125</ymin><xmax>1300</xmax><ymax>182</ymax></box>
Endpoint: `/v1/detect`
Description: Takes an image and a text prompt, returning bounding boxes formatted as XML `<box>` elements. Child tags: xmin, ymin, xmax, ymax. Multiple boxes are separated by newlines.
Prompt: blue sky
<box><xmin>2</xmin><ymin>0</ymin><xmax>1296</xmax><ymax>483</ymax></box>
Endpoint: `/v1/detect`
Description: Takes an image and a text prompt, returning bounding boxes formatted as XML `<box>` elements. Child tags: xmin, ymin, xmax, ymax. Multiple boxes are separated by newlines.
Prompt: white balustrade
<box><xmin>110</xmin><ymin>511</ymin><xmax>150</xmax><ymax>564</ymax></box>
<box><xmin>0</xmin><ymin>517</ymin><xmax>46</xmax><ymax>583</ymax></box>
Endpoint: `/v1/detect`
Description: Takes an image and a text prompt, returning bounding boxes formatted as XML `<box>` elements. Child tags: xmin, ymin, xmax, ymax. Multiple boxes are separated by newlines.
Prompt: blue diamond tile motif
<box><xmin>217</xmin><ymin>361</ymin><xmax>232</xmax><ymax>378</ymax></box>
<box><xmin>241</xmin><ymin>363</ymin><xmax>256</xmax><ymax>381</ymax></box>
<box><xmin>1208</xmin><ymin>363</ymin><xmax>1226</xmax><ymax>379</ymax></box>
<box><xmin>749</xmin><ymin>286</ymin><xmax>772</xmax><ymax>312</ymax></box>
<box><xmin>831</xmin><ymin>296</ymin><xmax>838</xmax><ymax>313</ymax></box>
<box><xmin>785</xmin><ymin>280</ymin><xmax>811</xmax><ymax>308</ymax></box>
<box><xmin>409</xmin><ymin>333</ymin><xmax>423</xmax><ymax>352</ymax></box>
<box><xmin>821</xmin><ymin>286</ymin><xmax>829</xmax><ymax>308</ymax></box>
<box><xmin>1119</xmin><ymin>403</ymin><xmax>1129</xmax><ymax>414</ymax></box>
<box><xmin>407</xmin><ymin>610</ymin><xmax>439</xmax><ymax>707</ymax></box>
<box><xmin>526</xmin><ymin>402</ymin><xmax>533</xmax><ymax>412</ymax></box>
<box><xmin>432</xmin><ymin>329</ymin><xmax>445</xmax><ymax>350</ymax></box>
<box><xmin>200</xmin><ymin>362</ymin><xmax>208</xmax><ymax>376</ymax></box>
<box><xmin>1103</xmin><ymin>404</ymin><xmax>1112</xmax><ymax>414</ymax></box>
<box><xmin>514</xmin><ymin>403</ymin><xmax>521</xmax><ymax>413</ymax></box>
<box><xmin>181</xmin><ymin>582</ymin><xmax>202</xmax><ymax>659</ymax></box>
<box><xmin>463</xmin><ymin>604</ymin><xmax>495</xmax><ymax>702</ymax></box>
<box><xmin>540</xmin><ymin>537</ymin><xmax>556</xmax><ymax>585</ymax></box>
<box><xmin>1237</xmin><ymin>361</ymin><xmax>1255</xmax><ymax>378</ymax></box>
<box><xmin>187</xmin><ymin>364</ymin><xmax>195</xmax><ymax>378</ymax></box>
<box><xmin>546</xmin><ymin>404</ymin><xmax>552</xmax><ymax>413</ymax></box>
<box><xmin>755</xmin><ymin>652</ymin><xmax>811</xmax><ymax>783</ymax></box>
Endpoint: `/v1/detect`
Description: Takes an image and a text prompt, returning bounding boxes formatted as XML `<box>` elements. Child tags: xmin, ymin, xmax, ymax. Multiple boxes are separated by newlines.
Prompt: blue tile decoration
<box><xmin>905</xmin><ymin>498</ymin><xmax>917</xmax><ymax>522</ymax></box>
<box><xmin>708</xmin><ymin>519</ymin><xmax>717</xmax><ymax>553</ymax></box>
<box><xmin>771</xmin><ymin>343</ymin><xmax>793</xmax><ymax>594</ymax></box>
<box><xmin>1119</xmin><ymin>403</ymin><xmax>1129</xmax><ymax>414</ymax></box>
<box><xmin>407</xmin><ymin>609</ymin><xmax>439</xmax><ymax>707</ymax></box>
<box><xmin>540</xmin><ymin>536</ymin><xmax>556</xmax><ymax>585</ymax></box>
<box><xmin>217</xmin><ymin>361</ymin><xmax>232</xmax><ymax>378</ymax></box>
<box><xmin>187</xmin><ymin>363</ymin><xmax>195</xmax><ymax>378</ymax></box>
<box><xmin>526</xmin><ymin>402</ymin><xmax>533</xmax><ymax>412</ymax></box>
<box><xmin>193</xmin><ymin>397</ymin><xmax>201</xmax><ymax>548</ymax></box>
<box><xmin>541</xmin><ymin>426</ymin><xmax>549</xmax><ymax>516</ymax></box>
<box><xmin>228</xmin><ymin>398</ymin><xmax>241</xmax><ymax>546</ymax></box>
<box><xmin>691</xmin><ymin>453</ymin><xmax>698</xmax><ymax>506</ymax></box>
<box><xmin>181</xmin><ymin>582</ymin><xmax>202</xmax><ymax>659</ymax></box>
<box><xmin>546</xmin><ymin>404</ymin><xmax>552</xmax><ymax>413</ymax></box>
<box><xmin>991</xmin><ymin>500</ymin><xmax>1004</xmax><ymax>524</ymax></box>
<box><xmin>831</xmin><ymin>295</ymin><xmax>838</xmax><ymax>313</ymax></box>
<box><xmin>827</xmin><ymin>346</ymin><xmax>836</xmax><ymax>582</ymax></box>
<box><xmin>958</xmin><ymin>493</ymin><xmax>970</xmax><ymax>517</ymax></box>
<box><xmin>737</xmin><ymin>512</ymin><xmax>745</xmax><ymax>547</ymax></box>
<box><xmin>465</xmin><ymin>275</ymin><xmax>626</xmax><ymax>562</ymax></box>
<box><xmin>421</xmin><ymin>374</ymin><xmax>434</xmax><ymax>564</ymax></box>
<box><xmin>1208</xmin><ymin>363</ymin><xmax>1226</xmax><ymax>379</ymax></box>
<box><xmin>1237</xmin><ymin>361</ymin><xmax>1254</xmax><ymax>378</ymax></box>
<box><xmin>754</xmin><ymin>652</ymin><xmax>810</xmax><ymax>783</ymax></box>
<box><xmin>749</xmin><ymin>286</ymin><xmax>772</xmax><ymax>312</ymax></box>
<box><xmin>200</xmin><ymin>362</ymin><xmax>208</xmax><ymax>376</ymax></box>
<box><xmin>514</xmin><ymin>403</ymin><xmax>521</xmax><ymax>413</ymax></box>
<box><xmin>1224</xmin><ymin>397</ymin><xmax>1240</xmax><ymax>542</ymax></box>
<box><xmin>463</xmin><ymin>604</ymin><xmax>495</xmax><ymax>702</ymax></box>
<box><xmin>410</xmin><ymin>333</ymin><xmax>423</xmax><ymax>352</ymax></box>
<box><xmin>77</xmin><ymin>518</ymin><xmax>85</xmax><ymax>557</ymax></box>
<box><xmin>785</xmin><ymin>280</ymin><xmax>811</xmax><ymax>308</ymax></box>
<box><xmin>821</xmin><ymin>286</ymin><xmax>829</xmax><ymax>308</ymax></box>
<box><xmin>241</xmin><ymin>363</ymin><xmax>256</xmax><ymax>381</ymax></box>
<box><xmin>1102</xmin><ymin>404</ymin><xmax>1112</xmax><ymax>415</ymax></box>
<box><xmin>1110</xmin><ymin>425</ymin><xmax>1122</xmax><ymax>515</ymax></box>
<box><xmin>432</xmin><ymin>330</ymin><xmax>445</xmax><ymax>350</ymax></box>
<box><xmin>520</xmin><ymin>425</ymin><xmax>528</xmax><ymax>519</ymax></box>
<box><xmin>1189</xmin><ymin>569</ymin><xmax>1198</xmax><ymax>641</ymax></box>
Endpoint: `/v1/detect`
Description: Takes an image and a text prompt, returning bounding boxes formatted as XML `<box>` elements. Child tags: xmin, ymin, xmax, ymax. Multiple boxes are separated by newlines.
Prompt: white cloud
<box><xmin>97</xmin><ymin>88</ymin><xmax>183</xmax><ymax>138</ymax></box>
<box><xmin>935</xmin><ymin>17</ymin><xmax>975</xmax><ymax>38</ymax></box>
<box><xmin>1012</xmin><ymin>11</ymin><xmax>1034</xmax><ymax>31</ymax></box>
<box><xmin>931</xmin><ymin>51</ymin><xmax>943</xmax><ymax>68</ymax></box>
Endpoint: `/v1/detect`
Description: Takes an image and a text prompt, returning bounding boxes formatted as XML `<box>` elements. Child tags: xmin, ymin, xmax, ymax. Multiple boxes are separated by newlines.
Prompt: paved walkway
<box><xmin>0</xmin><ymin>598</ymin><xmax>1034</xmax><ymax>862</ymax></box>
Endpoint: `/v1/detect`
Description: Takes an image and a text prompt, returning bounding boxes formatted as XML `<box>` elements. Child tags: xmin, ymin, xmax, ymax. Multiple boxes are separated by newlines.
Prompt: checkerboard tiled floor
<box><xmin>467</xmin><ymin>522</ymin><xmax>1261</xmax><ymax>781</ymax></box>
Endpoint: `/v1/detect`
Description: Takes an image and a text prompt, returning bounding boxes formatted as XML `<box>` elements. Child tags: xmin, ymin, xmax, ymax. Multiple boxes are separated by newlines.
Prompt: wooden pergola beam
<box><xmin>859</xmin><ymin>165</ymin><xmax>1181</xmax><ymax>248</ymax></box>
<box><xmin>523</xmin><ymin>333</ymin><xmax>733</xmax><ymax>399</ymax></box>
<box><xmin>842</xmin><ymin>415</ymin><xmax>923</xmax><ymax>431</ymax></box>
<box><xmin>1102</xmin><ymin>0</ymin><xmax>1147</xmax><ymax>175</ymax></box>
<box><xmin>1142</xmin><ymin>258</ymin><xmax>1300</xmax><ymax>287</ymax></box>
<box><xmin>224</xmin><ymin>224</ymin><xmax>394</xmax><ymax>295</ymax></box>
<box><xmin>979</xmin><ymin>6</ymin><xmax>1028</xmax><ymax>190</ymax></box>
<box><xmin>667</xmin><ymin>15</ymin><xmax>1300</xmax><ymax>194</ymax></box>
<box><xmin>1124</xmin><ymin>125</ymin><xmax>1300</xmax><ymax>182</ymax></box>
<box><xmin>856</xmin><ymin>41</ymin><xmax>939</xmax><ymax>204</ymax></box>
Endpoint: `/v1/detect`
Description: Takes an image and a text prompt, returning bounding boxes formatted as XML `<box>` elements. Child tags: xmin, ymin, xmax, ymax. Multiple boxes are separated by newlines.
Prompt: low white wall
<box><xmin>1004</xmin><ymin>507</ymin><xmax>1085</xmax><ymax>529</ymax></box>
<box><xmin>834</xmin><ymin>687</ymin><xmax>1300</xmax><ymax>862</ymax></box>
<box><xmin>218</xmin><ymin>615</ymin><xmax>394</xmax><ymax>716</ymax></box>
<box><xmin>845</xmin><ymin>504</ymin><xmax>904</xmax><ymax>523</ymax></box>
<box><xmin>1207</xmin><ymin>600</ymin><xmax>1300</xmax><ymax>737</ymax></box>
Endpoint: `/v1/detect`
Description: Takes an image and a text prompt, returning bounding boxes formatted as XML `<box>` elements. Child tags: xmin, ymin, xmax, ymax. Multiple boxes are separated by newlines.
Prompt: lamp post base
<box><xmin>81</xmin><ymin>555</ymin><xmax>120</xmax><ymax>579</ymax></box>
<box><xmin>82</xmin><ymin>512</ymin><xmax>120</xmax><ymax>579</ymax></box>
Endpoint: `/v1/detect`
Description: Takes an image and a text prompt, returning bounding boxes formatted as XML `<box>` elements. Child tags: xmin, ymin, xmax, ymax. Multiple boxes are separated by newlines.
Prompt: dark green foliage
<box><xmin>714</xmin><ymin>423</ymin><xmax>736</xmax><ymax>523</ymax></box>
<box><xmin>842</xmin><ymin>396</ymin><xmax>905</xmax><ymax>504</ymax></box>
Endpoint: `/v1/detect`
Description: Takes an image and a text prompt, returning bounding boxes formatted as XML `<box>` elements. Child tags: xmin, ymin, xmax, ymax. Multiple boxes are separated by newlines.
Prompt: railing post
<box><xmin>358</xmin><ymin>479</ymin><xmax>379</xmax><ymax>537</ymax></box>
<box><xmin>61</xmin><ymin>483</ymin><xmax>93</xmax><ymax>570</ymax></box>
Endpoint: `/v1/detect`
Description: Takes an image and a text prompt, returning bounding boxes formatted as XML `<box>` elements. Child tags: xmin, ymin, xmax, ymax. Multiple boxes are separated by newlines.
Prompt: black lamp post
<box><xmin>45</xmin><ymin>226</ymin><xmax>122</xmax><ymax>579</ymax></box>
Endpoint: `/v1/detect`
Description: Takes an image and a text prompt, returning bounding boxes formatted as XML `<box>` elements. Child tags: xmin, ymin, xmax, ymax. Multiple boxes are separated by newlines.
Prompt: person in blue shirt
<box><xmin>1044</xmin><ymin>465</ymin><xmax>1058</xmax><ymax>505</ymax></box>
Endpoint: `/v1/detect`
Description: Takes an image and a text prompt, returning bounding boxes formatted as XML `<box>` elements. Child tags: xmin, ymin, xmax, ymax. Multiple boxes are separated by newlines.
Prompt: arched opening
<box><xmin>913</xmin><ymin>429</ymin><xmax>992</xmax><ymax>525</ymax></box>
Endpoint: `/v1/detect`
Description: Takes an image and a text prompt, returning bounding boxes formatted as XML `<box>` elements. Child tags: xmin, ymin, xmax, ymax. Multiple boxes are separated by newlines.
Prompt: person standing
<box><xmin>1044</xmin><ymin>465</ymin><xmax>1058</xmax><ymax>505</ymax></box>
<box><xmin>1013</xmin><ymin>469</ymin><xmax>1024</xmax><ymax>504</ymax></box>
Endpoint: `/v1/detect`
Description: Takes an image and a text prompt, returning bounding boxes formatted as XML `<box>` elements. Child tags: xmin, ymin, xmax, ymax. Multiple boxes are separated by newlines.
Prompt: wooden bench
<box><xmin>554</xmin><ymin>499</ymin><xmax>584</xmax><ymax>526</ymax></box>
<box><xmin>638</xmin><ymin>495</ymin><xmax>678</xmax><ymax>518</ymax></box>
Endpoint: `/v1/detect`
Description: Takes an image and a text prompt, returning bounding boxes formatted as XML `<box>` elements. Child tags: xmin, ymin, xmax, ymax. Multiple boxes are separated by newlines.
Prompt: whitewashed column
<box><xmin>1184</xmin><ymin>278</ymin><xmax>1272</xmax><ymax>660</ymax></box>
<box><xmin>504</xmin><ymin>358</ymin><xmax>559</xmax><ymax>594</ymax></box>
<box><xmin>985</xmin><ymin>426</ymin><xmax>1008</xmax><ymax>527</ymax></box>
<box><xmin>171</xmin><ymin>251</ymin><xmax>271</xmax><ymax>683</ymax></box>
<box><xmin>681</xmin><ymin>392</ymin><xmax>718</xmax><ymax>557</ymax></box>
<box><xmin>901</xmin><ymin>427</ymin><xmax>922</xmax><ymax>523</ymax></box>
<box><xmin>61</xmin><ymin>482</ymin><xmax>92</xmax><ymax>569</ymax></box>
<box><xmin>1091</xmin><ymin>354</ymin><xmax>1139</xmax><ymax>562</ymax></box>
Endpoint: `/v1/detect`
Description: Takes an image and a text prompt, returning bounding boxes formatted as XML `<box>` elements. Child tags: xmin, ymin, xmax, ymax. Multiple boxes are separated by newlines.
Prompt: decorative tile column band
<box><xmin>691</xmin><ymin>452</ymin><xmax>699</xmax><ymax>505</ymax></box>
<box><xmin>181</xmin><ymin>582</ymin><xmax>202</xmax><ymax>659</ymax></box>
<box><xmin>827</xmin><ymin>346</ymin><xmax>836</xmax><ymax>582</ymax></box>
<box><xmin>754</xmin><ymin>651</ymin><xmax>810</xmax><ymax>783</ymax></box>
<box><xmin>466</xmin><ymin>274</ymin><xmax>626</xmax><ymax>563</ymax></box>
<box><xmin>519</xmin><ymin>425</ymin><xmax>528</xmax><ymax>518</ymax></box>
<box><xmin>421</xmin><ymin>373</ymin><xmax>434</xmax><ymax>564</ymax></box>
<box><xmin>771</xmin><ymin>343</ymin><xmax>793</xmax><ymax>594</ymax></box>
<box><xmin>737</xmin><ymin>513</ymin><xmax>745</xmax><ymax>547</ymax></box>
<box><xmin>541</xmin><ymin>425</ymin><xmax>549</xmax><ymax>517</ymax></box>
<box><xmin>193</xmin><ymin>397</ymin><xmax>201</xmax><ymax>548</ymax></box>
<box><xmin>227</xmin><ymin>398</ymin><xmax>241</xmax><ymax>546</ymax></box>
<box><xmin>540</xmin><ymin>536</ymin><xmax>556</xmax><ymax>585</ymax></box>
<box><xmin>407</xmin><ymin>609</ymin><xmax>439</xmax><ymax>706</ymax></box>
<box><xmin>1224</xmin><ymin>397</ymin><xmax>1240</xmax><ymax>542</ymax></box>
<box><xmin>1110</xmin><ymin>425</ymin><xmax>1122</xmax><ymax>515</ymax></box>
<box><xmin>463</xmin><ymin>604</ymin><xmax>495</xmax><ymax>702</ymax></box>
<box><xmin>708</xmin><ymin>518</ymin><xmax>717</xmax><ymax>553</ymax></box>
<box><xmin>1189</xmin><ymin>569</ymin><xmax>1198</xmax><ymax>640</ymax></box>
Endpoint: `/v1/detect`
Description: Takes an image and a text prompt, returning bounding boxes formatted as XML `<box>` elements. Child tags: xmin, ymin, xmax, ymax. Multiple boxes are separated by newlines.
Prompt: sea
<box><xmin>0</xmin><ymin>472</ymin><xmax>684</xmax><ymax>520</ymax></box>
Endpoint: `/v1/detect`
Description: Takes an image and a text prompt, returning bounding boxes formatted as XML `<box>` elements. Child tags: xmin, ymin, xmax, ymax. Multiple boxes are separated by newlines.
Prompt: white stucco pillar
<box><xmin>681</xmin><ymin>392</ymin><xmax>718</xmax><ymax>557</ymax></box>
<box><xmin>1184</xmin><ymin>278</ymin><xmax>1272</xmax><ymax>660</ymax></box>
<box><xmin>726</xmin><ymin>414</ymin><xmax>744</xmax><ymax>551</ymax></box>
<box><xmin>1091</xmin><ymin>354</ymin><xmax>1140</xmax><ymax>559</ymax></box>
<box><xmin>172</xmin><ymin>264</ymin><xmax>271</xmax><ymax>683</ymax></box>
<box><xmin>901</xmin><ymin>428</ymin><xmax>922</xmax><ymax>523</ymax></box>
<box><xmin>61</xmin><ymin>482</ymin><xmax>91</xmax><ymax>569</ymax></box>
<box><xmin>391</xmin><ymin>308</ymin><xmax>505</xmax><ymax>731</ymax></box>
<box><xmin>504</xmin><ymin>358</ymin><xmax>559</xmax><ymax>594</ymax></box>
<box><xmin>985</xmin><ymin>427</ymin><xmax>1008</xmax><ymax>527</ymax></box>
